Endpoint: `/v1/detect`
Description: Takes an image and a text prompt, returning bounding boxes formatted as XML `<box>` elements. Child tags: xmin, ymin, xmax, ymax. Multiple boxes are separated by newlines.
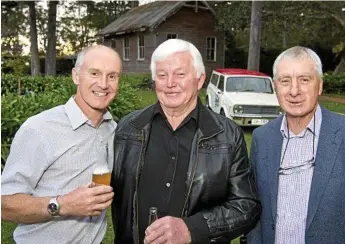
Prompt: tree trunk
<box><xmin>28</xmin><ymin>1</ymin><xmax>40</xmax><ymax>76</ymax></box>
<box><xmin>333</xmin><ymin>56</ymin><xmax>345</xmax><ymax>74</ymax></box>
<box><xmin>247</xmin><ymin>1</ymin><xmax>263</xmax><ymax>71</ymax></box>
<box><xmin>45</xmin><ymin>1</ymin><xmax>58</xmax><ymax>76</ymax></box>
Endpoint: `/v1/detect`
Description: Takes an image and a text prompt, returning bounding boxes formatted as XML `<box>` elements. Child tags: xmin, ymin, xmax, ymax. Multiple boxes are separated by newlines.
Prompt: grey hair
<box><xmin>150</xmin><ymin>39</ymin><xmax>205</xmax><ymax>80</ymax></box>
<box><xmin>74</xmin><ymin>46</ymin><xmax>91</xmax><ymax>74</ymax></box>
<box><xmin>273</xmin><ymin>46</ymin><xmax>323</xmax><ymax>79</ymax></box>
<box><xmin>74</xmin><ymin>45</ymin><xmax>122</xmax><ymax>74</ymax></box>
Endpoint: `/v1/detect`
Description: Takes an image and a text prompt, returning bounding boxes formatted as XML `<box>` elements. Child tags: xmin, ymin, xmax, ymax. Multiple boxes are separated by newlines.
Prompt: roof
<box><xmin>99</xmin><ymin>1</ymin><xmax>214</xmax><ymax>36</ymax></box>
<box><xmin>215</xmin><ymin>68</ymin><xmax>270</xmax><ymax>77</ymax></box>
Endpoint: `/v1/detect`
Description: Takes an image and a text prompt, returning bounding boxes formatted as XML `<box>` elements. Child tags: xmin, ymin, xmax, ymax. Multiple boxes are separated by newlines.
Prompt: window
<box><xmin>123</xmin><ymin>37</ymin><xmax>130</xmax><ymax>60</ymax></box>
<box><xmin>111</xmin><ymin>38</ymin><xmax>116</xmax><ymax>49</ymax></box>
<box><xmin>210</xmin><ymin>73</ymin><xmax>219</xmax><ymax>86</ymax></box>
<box><xmin>218</xmin><ymin>75</ymin><xmax>225</xmax><ymax>91</ymax></box>
<box><xmin>206</xmin><ymin>37</ymin><xmax>216</xmax><ymax>61</ymax></box>
<box><xmin>138</xmin><ymin>35</ymin><xmax>145</xmax><ymax>60</ymax></box>
<box><xmin>167</xmin><ymin>33</ymin><xmax>178</xmax><ymax>40</ymax></box>
<box><xmin>226</xmin><ymin>77</ymin><xmax>273</xmax><ymax>93</ymax></box>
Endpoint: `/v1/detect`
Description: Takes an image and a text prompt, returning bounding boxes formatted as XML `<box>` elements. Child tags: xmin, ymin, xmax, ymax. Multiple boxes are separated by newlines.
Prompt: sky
<box><xmin>20</xmin><ymin>0</ymin><xmax>155</xmax><ymax>54</ymax></box>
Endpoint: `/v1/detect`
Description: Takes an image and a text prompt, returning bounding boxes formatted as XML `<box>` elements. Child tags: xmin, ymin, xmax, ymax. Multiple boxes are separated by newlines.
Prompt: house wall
<box><xmin>103</xmin><ymin>6</ymin><xmax>225</xmax><ymax>77</ymax></box>
<box><xmin>156</xmin><ymin>7</ymin><xmax>225</xmax><ymax>78</ymax></box>
<box><xmin>104</xmin><ymin>31</ymin><xmax>155</xmax><ymax>74</ymax></box>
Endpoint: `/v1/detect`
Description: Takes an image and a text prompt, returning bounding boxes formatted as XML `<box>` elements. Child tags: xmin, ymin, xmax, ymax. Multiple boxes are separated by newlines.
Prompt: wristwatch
<box><xmin>47</xmin><ymin>197</ymin><xmax>60</xmax><ymax>217</ymax></box>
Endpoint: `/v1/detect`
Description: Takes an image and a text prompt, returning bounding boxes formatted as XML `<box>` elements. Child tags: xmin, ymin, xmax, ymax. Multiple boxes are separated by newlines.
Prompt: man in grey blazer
<box><xmin>247</xmin><ymin>46</ymin><xmax>345</xmax><ymax>244</ymax></box>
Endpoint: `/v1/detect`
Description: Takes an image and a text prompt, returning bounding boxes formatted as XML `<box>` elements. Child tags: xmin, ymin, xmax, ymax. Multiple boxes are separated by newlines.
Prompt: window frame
<box><xmin>123</xmin><ymin>37</ymin><xmax>130</xmax><ymax>61</ymax></box>
<box><xmin>206</xmin><ymin>36</ymin><xmax>217</xmax><ymax>62</ymax></box>
<box><xmin>210</xmin><ymin>73</ymin><xmax>220</xmax><ymax>86</ymax></box>
<box><xmin>137</xmin><ymin>35</ymin><xmax>145</xmax><ymax>60</ymax></box>
<box><xmin>111</xmin><ymin>38</ymin><xmax>116</xmax><ymax>49</ymax></box>
<box><xmin>166</xmin><ymin>33</ymin><xmax>178</xmax><ymax>40</ymax></box>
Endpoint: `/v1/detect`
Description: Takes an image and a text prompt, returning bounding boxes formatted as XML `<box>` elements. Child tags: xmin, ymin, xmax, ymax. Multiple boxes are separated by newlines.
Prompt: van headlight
<box><xmin>233</xmin><ymin>105</ymin><xmax>243</xmax><ymax>114</ymax></box>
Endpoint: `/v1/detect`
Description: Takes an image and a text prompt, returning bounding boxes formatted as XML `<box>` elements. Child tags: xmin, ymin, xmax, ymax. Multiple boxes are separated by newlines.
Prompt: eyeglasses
<box><xmin>279</xmin><ymin>113</ymin><xmax>316</xmax><ymax>175</ymax></box>
<box><xmin>278</xmin><ymin>157</ymin><xmax>315</xmax><ymax>175</ymax></box>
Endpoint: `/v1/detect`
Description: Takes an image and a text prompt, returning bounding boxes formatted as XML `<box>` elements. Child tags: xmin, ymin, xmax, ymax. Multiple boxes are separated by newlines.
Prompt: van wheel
<box><xmin>220</xmin><ymin>109</ymin><xmax>226</xmax><ymax>117</ymax></box>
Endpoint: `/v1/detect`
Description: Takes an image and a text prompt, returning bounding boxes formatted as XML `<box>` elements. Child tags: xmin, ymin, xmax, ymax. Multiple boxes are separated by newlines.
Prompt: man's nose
<box><xmin>167</xmin><ymin>75</ymin><xmax>176</xmax><ymax>88</ymax></box>
<box><xmin>289</xmin><ymin>79</ymin><xmax>300</xmax><ymax>97</ymax></box>
<box><xmin>99</xmin><ymin>75</ymin><xmax>108</xmax><ymax>89</ymax></box>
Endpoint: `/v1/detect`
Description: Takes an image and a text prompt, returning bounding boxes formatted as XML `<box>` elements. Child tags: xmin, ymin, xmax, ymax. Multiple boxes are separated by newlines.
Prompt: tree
<box><xmin>45</xmin><ymin>1</ymin><xmax>58</xmax><ymax>76</ymax></box>
<box><xmin>247</xmin><ymin>1</ymin><xmax>263</xmax><ymax>71</ymax></box>
<box><xmin>214</xmin><ymin>2</ymin><xmax>345</xmax><ymax>72</ymax></box>
<box><xmin>1</xmin><ymin>1</ymin><xmax>28</xmax><ymax>55</ymax></box>
<box><xmin>58</xmin><ymin>1</ymin><xmax>138</xmax><ymax>54</ymax></box>
<box><xmin>28</xmin><ymin>1</ymin><xmax>40</xmax><ymax>76</ymax></box>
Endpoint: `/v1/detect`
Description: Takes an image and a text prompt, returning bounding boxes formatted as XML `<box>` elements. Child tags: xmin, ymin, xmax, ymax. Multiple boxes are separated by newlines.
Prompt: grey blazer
<box><xmin>247</xmin><ymin>107</ymin><xmax>345</xmax><ymax>244</ymax></box>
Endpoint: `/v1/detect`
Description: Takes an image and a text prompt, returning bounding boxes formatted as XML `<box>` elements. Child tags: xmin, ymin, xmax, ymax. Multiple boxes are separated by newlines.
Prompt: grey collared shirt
<box><xmin>1</xmin><ymin>97</ymin><xmax>116</xmax><ymax>244</ymax></box>
<box><xmin>275</xmin><ymin>105</ymin><xmax>322</xmax><ymax>244</ymax></box>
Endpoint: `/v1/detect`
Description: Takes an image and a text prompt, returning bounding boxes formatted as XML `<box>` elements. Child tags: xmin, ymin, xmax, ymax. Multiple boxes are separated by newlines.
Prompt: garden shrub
<box><xmin>1</xmin><ymin>74</ymin><xmax>141</xmax><ymax>164</ymax></box>
<box><xmin>323</xmin><ymin>72</ymin><xmax>345</xmax><ymax>95</ymax></box>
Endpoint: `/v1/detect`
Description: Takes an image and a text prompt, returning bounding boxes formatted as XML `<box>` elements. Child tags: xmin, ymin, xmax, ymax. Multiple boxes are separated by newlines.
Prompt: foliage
<box><xmin>1</xmin><ymin>74</ymin><xmax>74</xmax><ymax>95</ymax></box>
<box><xmin>1</xmin><ymin>74</ymin><xmax>141</xmax><ymax>163</ymax></box>
<box><xmin>1</xmin><ymin>2</ymin><xmax>28</xmax><ymax>55</ymax></box>
<box><xmin>323</xmin><ymin>72</ymin><xmax>345</xmax><ymax>94</ymax></box>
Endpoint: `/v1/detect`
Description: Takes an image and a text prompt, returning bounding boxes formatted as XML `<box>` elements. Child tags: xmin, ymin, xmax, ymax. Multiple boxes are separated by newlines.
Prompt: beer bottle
<box><xmin>148</xmin><ymin>207</ymin><xmax>158</xmax><ymax>225</ymax></box>
<box><xmin>239</xmin><ymin>235</ymin><xmax>247</xmax><ymax>244</ymax></box>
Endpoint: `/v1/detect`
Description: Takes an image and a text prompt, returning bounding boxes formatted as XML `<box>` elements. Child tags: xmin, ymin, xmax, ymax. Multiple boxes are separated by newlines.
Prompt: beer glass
<box><xmin>92</xmin><ymin>166</ymin><xmax>111</xmax><ymax>185</ymax></box>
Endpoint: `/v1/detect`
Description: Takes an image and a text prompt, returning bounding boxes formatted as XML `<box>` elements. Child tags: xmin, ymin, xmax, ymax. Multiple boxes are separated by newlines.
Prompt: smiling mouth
<box><xmin>165</xmin><ymin>92</ymin><xmax>179</xmax><ymax>96</ymax></box>
<box><xmin>93</xmin><ymin>91</ymin><xmax>107</xmax><ymax>97</ymax></box>
<box><xmin>289</xmin><ymin>101</ymin><xmax>303</xmax><ymax>105</ymax></box>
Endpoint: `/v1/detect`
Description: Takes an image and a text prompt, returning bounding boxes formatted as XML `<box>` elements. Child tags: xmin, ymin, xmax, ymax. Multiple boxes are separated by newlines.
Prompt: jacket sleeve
<box><xmin>201</xmin><ymin>126</ymin><xmax>262</xmax><ymax>241</ymax></box>
<box><xmin>246</xmin><ymin>131</ymin><xmax>263</xmax><ymax>244</ymax></box>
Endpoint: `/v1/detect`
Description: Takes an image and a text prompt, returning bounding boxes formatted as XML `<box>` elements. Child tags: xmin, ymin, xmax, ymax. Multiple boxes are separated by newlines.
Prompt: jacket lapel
<box><xmin>267</xmin><ymin>118</ymin><xmax>283</xmax><ymax>222</ymax></box>
<box><xmin>306</xmin><ymin>108</ymin><xmax>342</xmax><ymax>229</ymax></box>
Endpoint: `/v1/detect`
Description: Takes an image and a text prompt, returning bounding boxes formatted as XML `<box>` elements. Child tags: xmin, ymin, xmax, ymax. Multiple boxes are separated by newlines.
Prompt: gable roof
<box><xmin>99</xmin><ymin>1</ymin><xmax>214</xmax><ymax>36</ymax></box>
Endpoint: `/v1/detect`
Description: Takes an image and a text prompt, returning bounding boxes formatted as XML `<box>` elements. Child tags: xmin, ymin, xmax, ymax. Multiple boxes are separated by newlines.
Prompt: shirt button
<box><xmin>171</xmin><ymin>156</ymin><xmax>176</xmax><ymax>160</ymax></box>
<box><xmin>166</xmin><ymin>183</ymin><xmax>171</xmax><ymax>187</ymax></box>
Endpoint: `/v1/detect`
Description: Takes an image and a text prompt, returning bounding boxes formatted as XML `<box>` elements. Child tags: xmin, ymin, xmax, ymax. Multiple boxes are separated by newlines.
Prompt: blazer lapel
<box><xmin>306</xmin><ymin>109</ymin><xmax>342</xmax><ymax>229</ymax></box>
<box><xmin>267</xmin><ymin>118</ymin><xmax>283</xmax><ymax>223</ymax></box>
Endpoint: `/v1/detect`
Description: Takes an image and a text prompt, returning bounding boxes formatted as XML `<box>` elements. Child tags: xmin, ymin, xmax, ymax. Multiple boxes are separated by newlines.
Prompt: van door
<box><xmin>214</xmin><ymin>75</ymin><xmax>225</xmax><ymax>114</ymax></box>
<box><xmin>207</xmin><ymin>73</ymin><xmax>220</xmax><ymax>111</ymax></box>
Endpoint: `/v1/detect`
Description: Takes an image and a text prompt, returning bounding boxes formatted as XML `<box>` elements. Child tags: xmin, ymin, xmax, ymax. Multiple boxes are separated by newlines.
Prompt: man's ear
<box><xmin>318</xmin><ymin>78</ymin><xmax>323</xmax><ymax>95</ymax></box>
<box><xmin>72</xmin><ymin>68</ymin><xmax>79</xmax><ymax>85</ymax></box>
<box><xmin>197</xmin><ymin>73</ymin><xmax>206</xmax><ymax>90</ymax></box>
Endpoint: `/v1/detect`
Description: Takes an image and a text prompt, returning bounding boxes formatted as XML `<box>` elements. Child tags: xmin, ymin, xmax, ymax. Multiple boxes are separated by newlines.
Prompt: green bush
<box><xmin>1</xmin><ymin>74</ymin><xmax>73</xmax><ymax>95</ymax></box>
<box><xmin>323</xmin><ymin>72</ymin><xmax>345</xmax><ymax>94</ymax></box>
<box><xmin>1</xmin><ymin>74</ymin><xmax>141</xmax><ymax>164</ymax></box>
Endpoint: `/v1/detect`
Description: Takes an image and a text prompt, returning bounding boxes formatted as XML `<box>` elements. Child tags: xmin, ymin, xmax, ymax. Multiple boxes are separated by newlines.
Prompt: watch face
<box><xmin>48</xmin><ymin>203</ymin><xmax>58</xmax><ymax>214</ymax></box>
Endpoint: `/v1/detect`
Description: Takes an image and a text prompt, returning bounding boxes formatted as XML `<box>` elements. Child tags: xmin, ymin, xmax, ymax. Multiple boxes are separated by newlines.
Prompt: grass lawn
<box><xmin>2</xmin><ymin>89</ymin><xmax>344</xmax><ymax>244</ymax></box>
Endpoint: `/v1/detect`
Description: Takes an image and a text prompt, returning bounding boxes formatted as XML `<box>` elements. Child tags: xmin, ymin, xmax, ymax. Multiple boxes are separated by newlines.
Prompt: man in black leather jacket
<box><xmin>111</xmin><ymin>39</ymin><xmax>261</xmax><ymax>244</ymax></box>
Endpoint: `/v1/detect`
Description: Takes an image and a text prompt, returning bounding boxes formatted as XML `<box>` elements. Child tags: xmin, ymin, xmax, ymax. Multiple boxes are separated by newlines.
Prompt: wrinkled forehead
<box><xmin>83</xmin><ymin>50</ymin><xmax>121</xmax><ymax>72</ymax></box>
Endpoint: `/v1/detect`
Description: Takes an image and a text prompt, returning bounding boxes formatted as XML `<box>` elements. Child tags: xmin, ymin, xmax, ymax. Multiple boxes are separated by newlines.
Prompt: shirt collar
<box><xmin>280</xmin><ymin>104</ymin><xmax>322</xmax><ymax>138</ymax></box>
<box><xmin>64</xmin><ymin>97</ymin><xmax>113</xmax><ymax>130</ymax></box>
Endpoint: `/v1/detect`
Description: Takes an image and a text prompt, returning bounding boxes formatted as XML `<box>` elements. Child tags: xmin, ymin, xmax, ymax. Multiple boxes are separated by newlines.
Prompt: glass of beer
<box><xmin>92</xmin><ymin>166</ymin><xmax>111</xmax><ymax>186</ymax></box>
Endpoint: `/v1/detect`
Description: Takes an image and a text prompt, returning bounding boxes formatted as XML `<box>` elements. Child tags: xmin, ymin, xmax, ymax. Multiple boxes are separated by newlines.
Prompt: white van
<box><xmin>206</xmin><ymin>68</ymin><xmax>282</xmax><ymax>126</ymax></box>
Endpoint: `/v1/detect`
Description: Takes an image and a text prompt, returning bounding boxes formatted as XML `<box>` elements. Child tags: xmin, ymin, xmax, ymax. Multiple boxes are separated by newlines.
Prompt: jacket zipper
<box><xmin>135</xmin><ymin>131</ymin><xmax>146</xmax><ymax>244</ymax></box>
<box><xmin>181</xmin><ymin>129</ymin><xmax>224</xmax><ymax>217</ymax></box>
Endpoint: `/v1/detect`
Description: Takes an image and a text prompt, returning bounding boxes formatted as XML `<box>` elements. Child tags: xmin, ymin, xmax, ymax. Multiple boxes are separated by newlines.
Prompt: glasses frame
<box><xmin>279</xmin><ymin>113</ymin><xmax>316</xmax><ymax>175</ymax></box>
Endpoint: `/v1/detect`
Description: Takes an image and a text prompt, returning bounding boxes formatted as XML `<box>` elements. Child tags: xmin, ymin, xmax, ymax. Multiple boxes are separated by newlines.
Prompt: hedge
<box><xmin>323</xmin><ymin>72</ymin><xmax>345</xmax><ymax>95</ymax></box>
<box><xmin>1</xmin><ymin>74</ymin><xmax>144</xmax><ymax>163</ymax></box>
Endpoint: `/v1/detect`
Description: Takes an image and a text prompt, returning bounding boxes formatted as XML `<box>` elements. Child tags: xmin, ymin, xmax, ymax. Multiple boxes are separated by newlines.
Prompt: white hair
<box><xmin>273</xmin><ymin>46</ymin><xmax>323</xmax><ymax>80</ymax></box>
<box><xmin>150</xmin><ymin>39</ymin><xmax>205</xmax><ymax>80</ymax></box>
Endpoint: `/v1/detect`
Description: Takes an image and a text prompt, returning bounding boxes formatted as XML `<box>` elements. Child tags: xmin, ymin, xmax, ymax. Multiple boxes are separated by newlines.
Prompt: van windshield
<box><xmin>226</xmin><ymin>77</ymin><xmax>273</xmax><ymax>93</ymax></box>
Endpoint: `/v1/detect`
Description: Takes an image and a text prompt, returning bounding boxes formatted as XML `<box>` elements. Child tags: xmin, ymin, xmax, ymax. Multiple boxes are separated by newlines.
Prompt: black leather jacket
<box><xmin>111</xmin><ymin>103</ymin><xmax>261</xmax><ymax>244</ymax></box>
